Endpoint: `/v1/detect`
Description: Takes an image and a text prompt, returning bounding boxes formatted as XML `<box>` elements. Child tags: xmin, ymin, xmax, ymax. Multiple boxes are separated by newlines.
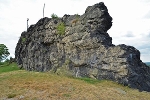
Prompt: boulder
<box><xmin>15</xmin><ymin>2</ymin><xmax>150</xmax><ymax>92</ymax></box>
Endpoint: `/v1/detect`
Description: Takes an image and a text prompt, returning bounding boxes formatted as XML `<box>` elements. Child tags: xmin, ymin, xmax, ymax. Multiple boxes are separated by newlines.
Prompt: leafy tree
<box><xmin>0</xmin><ymin>44</ymin><xmax>10</xmax><ymax>62</ymax></box>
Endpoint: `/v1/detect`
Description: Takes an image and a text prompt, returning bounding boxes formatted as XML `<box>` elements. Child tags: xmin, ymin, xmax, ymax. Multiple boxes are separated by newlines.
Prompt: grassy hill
<box><xmin>0</xmin><ymin>63</ymin><xmax>150</xmax><ymax>100</ymax></box>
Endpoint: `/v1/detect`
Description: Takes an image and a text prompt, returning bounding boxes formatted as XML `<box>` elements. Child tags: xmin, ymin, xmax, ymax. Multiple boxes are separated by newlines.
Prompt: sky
<box><xmin>0</xmin><ymin>0</ymin><xmax>150</xmax><ymax>62</ymax></box>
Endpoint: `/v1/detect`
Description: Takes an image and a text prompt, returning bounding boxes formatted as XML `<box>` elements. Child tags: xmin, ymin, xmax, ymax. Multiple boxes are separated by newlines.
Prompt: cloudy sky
<box><xmin>0</xmin><ymin>0</ymin><xmax>150</xmax><ymax>62</ymax></box>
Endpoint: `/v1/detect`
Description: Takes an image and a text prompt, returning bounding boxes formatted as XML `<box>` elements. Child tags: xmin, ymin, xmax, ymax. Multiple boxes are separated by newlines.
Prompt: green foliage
<box><xmin>51</xmin><ymin>13</ymin><xmax>58</xmax><ymax>19</ymax></box>
<box><xmin>56</xmin><ymin>22</ymin><xmax>66</xmax><ymax>35</ymax></box>
<box><xmin>0</xmin><ymin>44</ymin><xmax>10</xmax><ymax>62</ymax></box>
<box><xmin>0</xmin><ymin>58</ymin><xmax>9</xmax><ymax>66</ymax></box>
<box><xmin>0</xmin><ymin>62</ymin><xmax>20</xmax><ymax>74</ymax></box>
<box><xmin>22</xmin><ymin>37</ymin><xmax>26</xmax><ymax>43</ymax></box>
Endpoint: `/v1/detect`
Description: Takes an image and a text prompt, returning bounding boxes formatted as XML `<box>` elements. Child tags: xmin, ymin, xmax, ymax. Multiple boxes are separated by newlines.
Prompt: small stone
<box><xmin>19</xmin><ymin>95</ymin><xmax>24</xmax><ymax>99</ymax></box>
<box><xmin>116</xmin><ymin>88</ymin><xmax>126</xmax><ymax>95</ymax></box>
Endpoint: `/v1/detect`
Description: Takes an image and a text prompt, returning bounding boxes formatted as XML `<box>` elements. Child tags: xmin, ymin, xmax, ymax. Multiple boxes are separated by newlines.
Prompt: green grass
<box><xmin>0</xmin><ymin>64</ymin><xmax>150</xmax><ymax>100</ymax></box>
<box><xmin>0</xmin><ymin>70</ymin><xmax>150</xmax><ymax>100</ymax></box>
<box><xmin>77</xmin><ymin>77</ymin><xmax>100</xmax><ymax>84</ymax></box>
<box><xmin>0</xmin><ymin>62</ymin><xmax>20</xmax><ymax>74</ymax></box>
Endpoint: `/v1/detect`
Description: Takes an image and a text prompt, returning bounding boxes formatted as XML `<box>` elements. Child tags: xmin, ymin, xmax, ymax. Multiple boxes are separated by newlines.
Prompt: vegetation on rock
<box><xmin>21</xmin><ymin>37</ymin><xmax>26</xmax><ymax>43</ymax></box>
<box><xmin>56</xmin><ymin>22</ymin><xmax>66</xmax><ymax>35</ymax></box>
<box><xmin>51</xmin><ymin>13</ymin><xmax>58</xmax><ymax>19</ymax></box>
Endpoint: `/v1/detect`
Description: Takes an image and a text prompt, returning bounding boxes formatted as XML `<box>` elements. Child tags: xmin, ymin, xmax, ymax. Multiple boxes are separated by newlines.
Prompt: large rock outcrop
<box><xmin>15</xmin><ymin>2</ymin><xmax>150</xmax><ymax>92</ymax></box>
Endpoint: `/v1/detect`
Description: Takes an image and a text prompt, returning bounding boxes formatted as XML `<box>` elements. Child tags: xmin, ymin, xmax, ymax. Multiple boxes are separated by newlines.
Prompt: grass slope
<box><xmin>0</xmin><ymin>63</ymin><xmax>150</xmax><ymax>100</ymax></box>
<box><xmin>0</xmin><ymin>62</ymin><xmax>20</xmax><ymax>74</ymax></box>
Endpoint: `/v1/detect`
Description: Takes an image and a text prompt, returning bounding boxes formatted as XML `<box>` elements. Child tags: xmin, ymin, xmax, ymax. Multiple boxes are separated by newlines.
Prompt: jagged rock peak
<box><xmin>15</xmin><ymin>2</ymin><xmax>150</xmax><ymax>92</ymax></box>
<box><xmin>84</xmin><ymin>2</ymin><xmax>112</xmax><ymax>31</ymax></box>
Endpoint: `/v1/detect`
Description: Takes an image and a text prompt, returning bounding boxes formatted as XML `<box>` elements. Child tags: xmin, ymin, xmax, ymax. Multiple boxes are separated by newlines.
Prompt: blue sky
<box><xmin>0</xmin><ymin>0</ymin><xmax>150</xmax><ymax>62</ymax></box>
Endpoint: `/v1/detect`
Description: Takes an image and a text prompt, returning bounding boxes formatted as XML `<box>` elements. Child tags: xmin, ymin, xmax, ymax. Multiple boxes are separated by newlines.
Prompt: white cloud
<box><xmin>0</xmin><ymin>0</ymin><xmax>150</xmax><ymax>62</ymax></box>
<box><xmin>124</xmin><ymin>31</ymin><xmax>134</xmax><ymax>37</ymax></box>
<box><xmin>144</xmin><ymin>10</ymin><xmax>150</xmax><ymax>19</ymax></box>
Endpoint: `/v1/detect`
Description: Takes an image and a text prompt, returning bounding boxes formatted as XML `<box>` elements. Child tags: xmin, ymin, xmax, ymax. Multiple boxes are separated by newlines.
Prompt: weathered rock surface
<box><xmin>15</xmin><ymin>2</ymin><xmax>150</xmax><ymax>92</ymax></box>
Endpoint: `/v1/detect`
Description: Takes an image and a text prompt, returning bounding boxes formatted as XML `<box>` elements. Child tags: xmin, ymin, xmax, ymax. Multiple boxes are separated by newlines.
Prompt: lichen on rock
<box><xmin>15</xmin><ymin>2</ymin><xmax>150</xmax><ymax>92</ymax></box>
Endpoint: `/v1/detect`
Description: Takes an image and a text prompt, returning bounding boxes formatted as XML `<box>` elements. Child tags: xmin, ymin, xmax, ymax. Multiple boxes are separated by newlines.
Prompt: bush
<box><xmin>56</xmin><ymin>22</ymin><xmax>66</xmax><ymax>35</ymax></box>
<box><xmin>51</xmin><ymin>13</ymin><xmax>58</xmax><ymax>19</ymax></box>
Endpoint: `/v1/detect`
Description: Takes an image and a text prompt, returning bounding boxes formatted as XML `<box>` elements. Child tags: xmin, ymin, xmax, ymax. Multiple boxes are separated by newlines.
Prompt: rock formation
<box><xmin>15</xmin><ymin>2</ymin><xmax>150</xmax><ymax>92</ymax></box>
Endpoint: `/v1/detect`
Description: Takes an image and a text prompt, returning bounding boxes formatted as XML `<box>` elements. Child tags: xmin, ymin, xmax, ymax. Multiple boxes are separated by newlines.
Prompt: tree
<box><xmin>0</xmin><ymin>44</ymin><xmax>10</xmax><ymax>62</ymax></box>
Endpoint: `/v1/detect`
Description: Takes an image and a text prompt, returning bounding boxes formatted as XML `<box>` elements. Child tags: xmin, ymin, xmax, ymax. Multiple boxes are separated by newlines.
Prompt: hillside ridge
<box><xmin>1</xmin><ymin>69</ymin><xmax>150</xmax><ymax>100</ymax></box>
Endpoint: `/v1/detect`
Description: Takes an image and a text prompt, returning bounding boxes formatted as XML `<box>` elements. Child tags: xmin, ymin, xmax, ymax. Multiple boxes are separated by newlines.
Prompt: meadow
<box><xmin>0</xmin><ymin>62</ymin><xmax>150</xmax><ymax>100</ymax></box>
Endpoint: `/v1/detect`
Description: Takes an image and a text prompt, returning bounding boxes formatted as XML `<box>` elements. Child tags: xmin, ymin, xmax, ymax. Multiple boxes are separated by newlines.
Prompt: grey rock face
<box><xmin>15</xmin><ymin>2</ymin><xmax>150</xmax><ymax>92</ymax></box>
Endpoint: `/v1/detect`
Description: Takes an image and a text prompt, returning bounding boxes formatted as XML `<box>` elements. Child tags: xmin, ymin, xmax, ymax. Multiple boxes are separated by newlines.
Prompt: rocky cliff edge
<box><xmin>15</xmin><ymin>2</ymin><xmax>150</xmax><ymax>92</ymax></box>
